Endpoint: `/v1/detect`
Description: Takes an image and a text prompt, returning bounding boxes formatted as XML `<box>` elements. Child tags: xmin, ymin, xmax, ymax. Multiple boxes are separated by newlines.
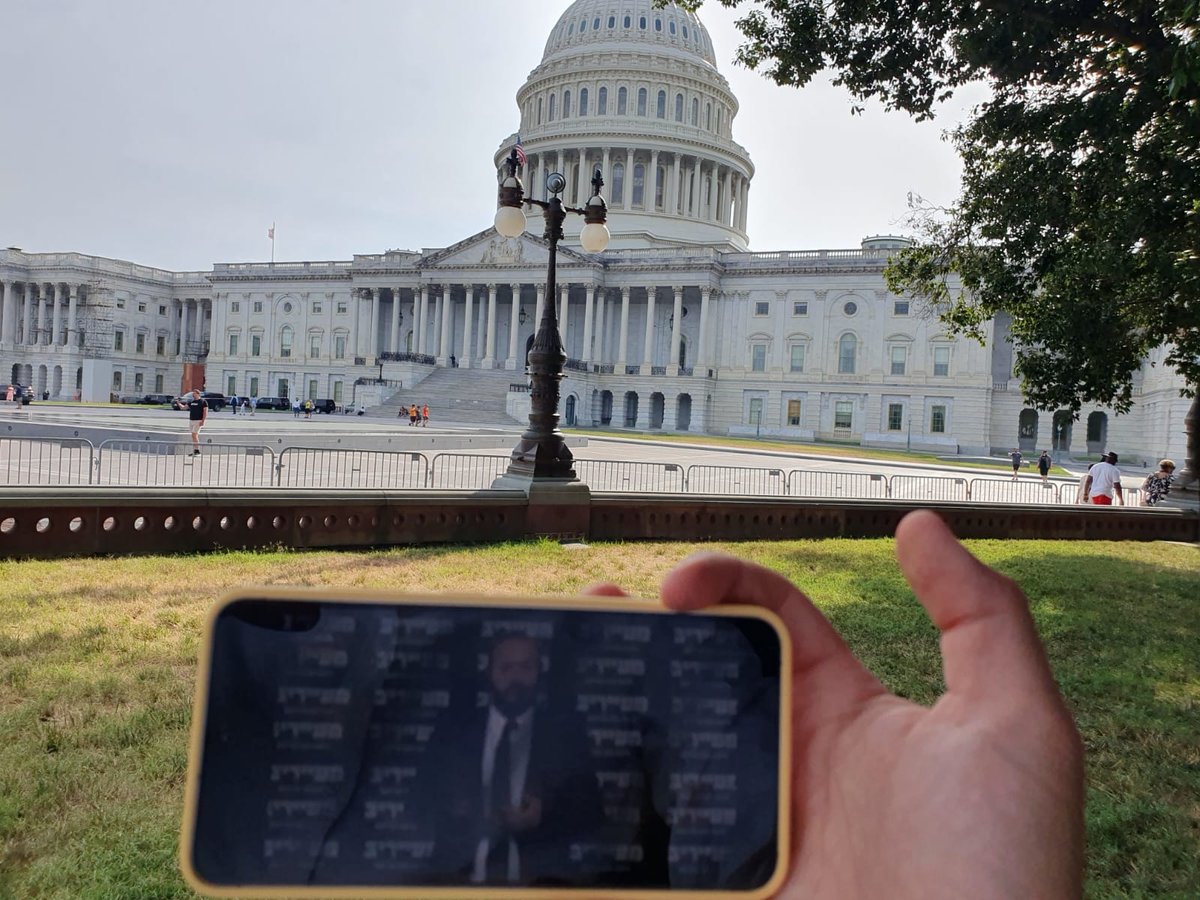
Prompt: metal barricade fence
<box><xmin>788</xmin><ymin>469</ymin><xmax>889</xmax><ymax>500</ymax></box>
<box><xmin>686</xmin><ymin>465</ymin><xmax>789</xmax><ymax>496</ymax></box>
<box><xmin>96</xmin><ymin>441</ymin><xmax>276</xmax><ymax>487</ymax></box>
<box><xmin>427</xmin><ymin>453</ymin><xmax>511</xmax><ymax>490</ymax></box>
<box><xmin>968</xmin><ymin>478</ymin><xmax>1062</xmax><ymax>505</ymax></box>
<box><xmin>277</xmin><ymin>448</ymin><xmax>429</xmax><ymax>489</ymax></box>
<box><xmin>0</xmin><ymin>437</ymin><xmax>95</xmax><ymax>485</ymax></box>
<box><xmin>890</xmin><ymin>474</ymin><xmax>970</xmax><ymax>502</ymax></box>
<box><xmin>575</xmin><ymin>459</ymin><xmax>686</xmax><ymax>493</ymax></box>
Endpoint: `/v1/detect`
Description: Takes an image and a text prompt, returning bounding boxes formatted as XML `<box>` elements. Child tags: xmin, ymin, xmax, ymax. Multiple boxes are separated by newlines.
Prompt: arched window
<box><xmin>656</xmin><ymin>165</ymin><xmax>666</xmax><ymax>208</ymax></box>
<box><xmin>549</xmin><ymin>93</ymin><xmax>556</xmax><ymax>121</ymax></box>
<box><xmin>683</xmin><ymin>25</ymin><xmax>689</xmax><ymax>39</ymax></box>
<box><xmin>579</xmin><ymin>87</ymin><xmax>588</xmax><ymax>116</ymax></box>
<box><xmin>563</xmin><ymin>90</ymin><xmax>572</xmax><ymax>117</ymax></box>
<box><xmin>579</xmin><ymin>18</ymin><xmax>587</xmax><ymax>32</ymax></box>
<box><xmin>691</xmin><ymin>97</ymin><xmax>699</xmax><ymax>125</ymax></box>
<box><xmin>706</xmin><ymin>102</ymin><xmax>712</xmax><ymax>130</ymax></box>
<box><xmin>617</xmin><ymin>87</ymin><xmax>628</xmax><ymax>115</ymax></box>
<box><xmin>280</xmin><ymin>325</ymin><xmax>294</xmax><ymax>359</ymax></box>
<box><xmin>639</xmin><ymin>15</ymin><xmax>647</xmax><ymax>29</ymax></box>
<box><xmin>656</xmin><ymin>90</ymin><xmax>666</xmax><ymax>118</ymax></box>
<box><xmin>612</xmin><ymin>162</ymin><xmax>625</xmax><ymax>205</ymax></box>
<box><xmin>675</xmin><ymin>93</ymin><xmax>684</xmax><ymax>121</ymax></box>
<box><xmin>537</xmin><ymin>97</ymin><xmax>543</xmax><ymax>124</ymax></box>
<box><xmin>838</xmin><ymin>334</ymin><xmax>857</xmax><ymax>374</ymax></box>
<box><xmin>608</xmin><ymin>15</ymin><xmax>615</xmax><ymax>28</ymax></box>
<box><xmin>632</xmin><ymin>164</ymin><xmax>645</xmax><ymax>207</ymax></box>
<box><xmin>598</xmin><ymin>86</ymin><xmax>608</xmax><ymax>115</ymax></box>
<box><xmin>655</xmin><ymin>17</ymin><xmax>662</xmax><ymax>31</ymax></box>
<box><xmin>637</xmin><ymin>88</ymin><xmax>647</xmax><ymax>116</ymax></box>
<box><xmin>670</xmin><ymin>20</ymin><xmax>677</xmax><ymax>35</ymax></box>
<box><xmin>624</xmin><ymin>14</ymin><xmax>631</xmax><ymax>27</ymax></box>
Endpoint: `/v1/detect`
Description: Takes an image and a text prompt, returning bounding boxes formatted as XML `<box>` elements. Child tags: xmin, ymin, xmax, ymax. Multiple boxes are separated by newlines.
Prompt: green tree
<box><xmin>679</xmin><ymin>0</ymin><xmax>1200</xmax><ymax>476</ymax></box>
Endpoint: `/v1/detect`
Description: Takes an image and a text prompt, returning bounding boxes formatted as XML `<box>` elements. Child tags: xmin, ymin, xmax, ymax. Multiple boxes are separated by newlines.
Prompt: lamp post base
<box><xmin>489</xmin><ymin>475</ymin><xmax>592</xmax><ymax>540</ymax></box>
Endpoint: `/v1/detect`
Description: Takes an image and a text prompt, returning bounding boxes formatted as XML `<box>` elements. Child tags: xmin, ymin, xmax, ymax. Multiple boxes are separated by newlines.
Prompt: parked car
<box><xmin>171</xmin><ymin>391</ymin><xmax>227</xmax><ymax>411</ymax></box>
<box><xmin>138</xmin><ymin>393</ymin><xmax>174</xmax><ymax>405</ymax></box>
<box><xmin>252</xmin><ymin>396</ymin><xmax>290</xmax><ymax>411</ymax></box>
<box><xmin>312</xmin><ymin>398</ymin><xmax>337</xmax><ymax>414</ymax></box>
<box><xmin>10</xmin><ymin>383</ymin><xmax>34</xmax><ymax>405</ymax></box>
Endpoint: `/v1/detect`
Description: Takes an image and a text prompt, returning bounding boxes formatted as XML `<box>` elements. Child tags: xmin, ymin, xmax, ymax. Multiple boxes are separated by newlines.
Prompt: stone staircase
<box><xmin>370</xmin><ymin>366</ymin><xmax>524</xmax><ymax>426</ymax></box>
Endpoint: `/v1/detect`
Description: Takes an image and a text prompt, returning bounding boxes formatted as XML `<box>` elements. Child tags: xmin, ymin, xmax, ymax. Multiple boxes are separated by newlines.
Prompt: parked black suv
<box><xmin>138</xmin><ymin>393</ymin><xmax>174</xmax><ymax>405</ymax></box>
<box><xmin>9</xmin><ymin>383</ymin><xmax>34</xmax><ymax>405</ymax></box>
<box><xmin>171</xmin><ymin>391</ymin><xmax>227</xmax><ymax>411</ymax></box>
<box><xmin>312</xmin><ymin>398</ymin><xmax>337</xmax><ymax>414</ymax></box>
<box><xmin>252</xmin><ymin>396</ymin><xmax>290</xmax><ymax>411</ymax></box>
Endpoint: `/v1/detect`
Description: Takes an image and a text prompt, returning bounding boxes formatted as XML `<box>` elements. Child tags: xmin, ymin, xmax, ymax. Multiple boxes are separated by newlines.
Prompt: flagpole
<box><xmin>271</xmin><ymin>221</ymin><xmax>275</xmax><ymax>265</ymax></box>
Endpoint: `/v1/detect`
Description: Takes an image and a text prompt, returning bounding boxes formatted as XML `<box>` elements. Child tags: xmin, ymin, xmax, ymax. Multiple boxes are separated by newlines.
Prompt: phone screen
<box><xmin>185</xmin><ymin>595</ymin><xmax>787</xmax><ymax>897</ymax></box>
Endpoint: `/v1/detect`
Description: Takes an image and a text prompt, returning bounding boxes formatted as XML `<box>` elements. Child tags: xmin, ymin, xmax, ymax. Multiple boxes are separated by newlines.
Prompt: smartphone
<box><xmin>182</xmin><ymin>590</ymin><xmax>791</xmax><ymax>899</ymax></box>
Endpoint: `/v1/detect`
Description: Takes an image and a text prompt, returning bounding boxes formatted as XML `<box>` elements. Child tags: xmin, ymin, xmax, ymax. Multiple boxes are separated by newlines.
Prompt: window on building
<box><xmin>894</xmin><ymin>300</ymin><xmax>910</xmax><ymax>316</ymax></box>
<box><xmin>838</xmin><ymin>334</ymin><xmax>857</xmax><ymax>374</ymax></box>
<box><xmin>280</xmin><ymin>326</ymin><xmax>293</xmax><ymax>358</ymax></box>
<box><xmin>787</xmin><ymin>399</ymin><xmax>802</xmax><ymax>426</ymax></box>
<box><xmin>639</xmin><ymin>15</ymin><xmax>647</xmax><ymax>29</ymax></box>
<box><xmin>231</xmin><ymin>301</ymin><xmax>240</xmax><ymax>313</ymax></box>
<box><xmin>887</xmin><ymin>403</ymin><xmax>904</xmax><ymax>431</ymax></box>
<box><xmin>312</xmin><ymin>301</ymin><xmax>322</xmax><ymax>314</ymax></box>
<box><xmin>154</xmin><ymin>374</ymin><xmax>164</xmax><ymax>392</ymax></box>
<box><xmin>137</xmin><ymin>301</ymin><xmax>146</xmax><ymax>313</ymax></box>
<box><xmin>579</xmin><ymin>88</ymin><xmax>588</xmax><ymax>116</ymax></box>
<box><xmin>537</xmin><ymin>97</ymin><xmax>543</xmax><ymax>124</ymax></box>
<box><xmin>618</xmin><ymin>87</ymin><xmax>627</xmax><ymax>115</ymax></box>
<box><xmin>834</xmin><ymin>401</ymin><xmax>853</xmax><ymax>430</ymax></box>
<box><xmin>336</xmin><ymin>301</ymin><xmax>348</xmax><ymax>314</ymax></box>
<box><xmin>156</xmin><ymin>335</ymin><xmax>165</xmax><ymax>356</ymax></box>
<box><xmin>549</xmin><ymin>93</ymin><xmax>557</xmax><ymax>121</ymax></box>
<box><xmin>934</xmin><ymin>346</ymin><xmax>951</xmax><ymax>376</ymax></box>
<box><xmin>890</xmin><ymin>346</ymin><xmax>907</xmax><ymax>376</ymax></box>
<box><xmin>227</xmin><ymin>376</ymin><xmax>236</xmax><ymax>395</ymax></box>
<box><xmin>251</xmin><ymin>334</ymin><xmax>262</xmax><ymax>357</ymax></box>
<box><xmin>134</xmin><ymin>373</ymin><xmax>144</xmax><ymax>392</ymax></box>
<box><xmin>310</xmin><ymin>335</ymin><xmax>321</xmax><ymax>357</ymax></box>
<box><xmin>655</xmin><ymin>165</ymin><xmax>665</xmax><ymax>208</ymax></box>
<box><xmin>335</xmin><ymin>335</ymin><xmax>347</xmax><ymax>359</ymax></box>
<box><xmin>624</xmin><ymin>14</ymin><xmax>631</xmax><ymax>27</ymax></box>
<box><xmin>793</xmin><ymin>300</ymin><xmax>808</xmax><ymax>316</ymax></box>
<box><xmin>656</xmin><ymin>90</ymin><xmax>666</xmax><ymax>118</ymax></box>
<box><xmin>612</xmin><ymin>162</ymin><xmax>625</xmax><ymax>204</ymax></box>
<box><xmin>608</xmin><ymin>15</ymin><xmax>615</xmax><ymax>28</ymax></box>
<box><xmin>278</xmin><ymin>378</ymin><xmax>289</xmax><ymax>398</ymax></box>
<box><xmin>691</xmin><ymin>98</ymin><xmax>699</xmax><ymax>126</ymax></box>
<box><xmin>751</xmin><ymin>343</ymin><xmax>767</xmax><ymax>372</ymax></box>
<box><xmin>158</xmin><ymin>305</ymin><xmax>166</xmax><ymax>316</ymax></box>
<box><xmin>253</xmin><ymin>301</ymin><xmax>263</xmax><ymax>313</ymax></box>
<box><xmin>632</xmin><ymin>164</ymin><xmax>645</xmax><ymax>207</ymax></box>
<box><xmin>931</xmin><ymin>405</ymin><xmax>947</xmax><ymax>433</ymax></box>
<box><xmin>135</xmin><ymin>333</ymin><xmax>145</xmax><ymax>354</ymax></box>
<box><xmin>754</xmin><ymin>301</ymin><xmax>770</xmax><ymax>316</ymax></box>
<box><xmin>669</xmin><ymin>19</ymin><xmax>677</xmax><ymax>34</ymax></box>
<box><xmin>116</xmin><ymin>297</ymin><xmax>126</xmax><ymax>310</ymax></box>
<box><xmin>249</xmin><ymin>377</ymin><xmax>259</xmax><ymax>397</ymax></box>
<box><xmin>563</xmin><ymin>90</ymin><xmax>572</xmax><ymax>117</ymax></box>
<box><xmin>706</xmin><ymin>102</ymin><xmax>712</xmax><ymax>130</ymax></box>
<box><xmin>598</xmin><ymin>86</ymin><xmax>608</xmax><ymax>114</ymax></box>
<box><xmin>228</xmin><ymin>333</ymin><xmax>238</xmax><ymax>356</ymax></box>
<box><xmin>333</xmin><ymin>381</ymin><xmax>344</xmax><ymax>403</ymax></box>
<box><xmin>114</xmin><ymin>331</ymin><xmax>124</xmax><ymax>351</ymax></box>
<box><xmin>655</xmin><ymin>17</ymin><xmax>662</xmax><ymax>31</ymax></box>
<box><xmin>112</xmin><ymin>371</ymin><xmax>122</xmax><ymax>390</ymax></box>
<box><xmin>637</xmin><ymin>88</ymin><xmax>647</xmax><ymax>116</ymax></box>
<box><xmin>790</xmin><ymin>344</ymin><xmax>805</xmax><ymax>373</ymax></box>
<box><xmin>308</xmin><ymin>379</ymin><xmax>318</xmax><ymax>400</ymax></box>
<box><xmin>748</xmin><ymin>397</ymin><xmax>763</xmax><ymax>425</ymax></box>
<box><xmin>675</xmin><ymin>93</ymin><xmax>684</xmax><ymax>121</ymax></box>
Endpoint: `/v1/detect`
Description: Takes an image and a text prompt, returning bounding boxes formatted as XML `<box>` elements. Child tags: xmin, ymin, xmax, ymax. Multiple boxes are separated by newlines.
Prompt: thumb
<box><xmin>895</xmin><ymin>510</ymin><xmax>1060</xmax><ymax>710</ymax></box>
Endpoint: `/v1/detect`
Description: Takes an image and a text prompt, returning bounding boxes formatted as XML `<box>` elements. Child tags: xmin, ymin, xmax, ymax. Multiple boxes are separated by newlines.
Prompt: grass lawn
<box><xmin>0</xmin><ymin>539</ymin><xmax>1197</xmax><ymax>898</ymax></box>
<box><xmin>574</xmin><ymin>428</ymin><xmax>1076</xmax><ymax>476</ymax></box>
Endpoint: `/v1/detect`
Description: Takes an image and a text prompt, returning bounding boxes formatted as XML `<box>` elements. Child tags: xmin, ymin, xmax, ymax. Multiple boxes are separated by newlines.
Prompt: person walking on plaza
<box><xmin>409</xmin><ymin>403</ymin><xmax>418</xmax><ymax>426</ymax></box>
<box><xmin>185</xmin><ymin>390</ymin><xmax>208</xmax><ymax>456</ymax></box>
<box><xmin>4</xmin><ymin>384</ymin><xmax>13</xmax><ymax>403</ymax></box>
<box><xmin>292</xmin><ymin>397</ymin><xmax>301</xmax><ymax>418</ymax></box>
<box><xmin>1084</xmin><ymin>452</ymin><xmax>1124</xmax><ymax>505</ymax></box>
<box><xmin>303</xmin><ymin>398</ymin><xmax>313</xmax><ymax>419</ymax></box>
<box><xmin>421</xmin><ymin>404</ymin><xmax>430</xmax><ymax>427</ymax></box>
<box><xmin>1009</xmin><ymin>449</ymin><xmax>1022</xmax><ymax>480</ymax></box>
<box><xmin>1141</xmin><ymin>459</ymin><xmax>1176</xmax><ymax>506</ymax></box>
<box><xmin>1037</xmin><ymin>450</ymin><xmax>1051</xmax><ymax>484</ymax></box>
<box><xmin>242</xmin><ymin>396</ymin><xmax>251</xmax><ymax>415</ymax></box>
<box><xmin>230</xmin><ymin>393</ymin><xmax>239</xmax><ymax>415</ymax></box>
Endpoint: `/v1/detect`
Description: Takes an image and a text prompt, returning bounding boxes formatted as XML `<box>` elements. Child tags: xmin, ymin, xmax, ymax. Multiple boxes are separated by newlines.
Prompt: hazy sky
<box><xmin>2</xmin><ymin>1</ymin><xmax>984</xmax><ymax>271</ymax></box>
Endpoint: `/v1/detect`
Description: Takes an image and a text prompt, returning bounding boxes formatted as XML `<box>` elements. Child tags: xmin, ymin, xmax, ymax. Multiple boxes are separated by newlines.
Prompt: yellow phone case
<box><xmin>181</xmin><ymin>588</ymin><xmax>793</xmax><ymax>900</ymax></box>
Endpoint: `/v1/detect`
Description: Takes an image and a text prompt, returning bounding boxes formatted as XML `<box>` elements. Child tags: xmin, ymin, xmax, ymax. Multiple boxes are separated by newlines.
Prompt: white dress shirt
<box><xmin>472</xmin><ymin>705</ymin><xmax>535</xmax><ymax>883</ymax></box>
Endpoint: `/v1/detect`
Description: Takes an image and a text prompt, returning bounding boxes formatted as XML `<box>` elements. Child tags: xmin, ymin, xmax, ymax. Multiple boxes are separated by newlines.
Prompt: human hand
<box><xmin>590</xmin><ymin>509</ymin><xmax>1084</xmax><ymax>899</ymax></box>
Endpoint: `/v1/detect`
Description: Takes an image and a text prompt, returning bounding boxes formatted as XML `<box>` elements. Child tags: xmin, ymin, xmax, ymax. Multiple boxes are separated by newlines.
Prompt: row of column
<box><xmin>377</xmin><ymin>282</ymin><xmax>716</xmax><ymax>375</ymax></box>
<box><xmin>514</xmin><ymin>148</ymin><xmax>749</xmax><ymax>231</ymax></box>
<box><xmin>0</xmin><ymin>281</ymin><xmax>82</xmax><ymax>349</ymax></box>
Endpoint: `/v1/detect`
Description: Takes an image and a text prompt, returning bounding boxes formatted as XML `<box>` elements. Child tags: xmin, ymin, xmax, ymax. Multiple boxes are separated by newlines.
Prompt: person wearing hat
<box><xmin>1083</xmin><ymin>451</ymin><xmax>1124</xmax><ymax>505</ymax></box>
<box><xmin>1141</xmin><ymin>459</ymin><xmax>1177</xmax><ymax>506</ymax></box>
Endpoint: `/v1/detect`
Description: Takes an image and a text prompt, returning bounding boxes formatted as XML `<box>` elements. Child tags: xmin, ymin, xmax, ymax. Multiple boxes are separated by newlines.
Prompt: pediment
<box><xmin>420</xmin><ymin>229</ymin><xmax>597</xmax><ymax>270</ymax></box>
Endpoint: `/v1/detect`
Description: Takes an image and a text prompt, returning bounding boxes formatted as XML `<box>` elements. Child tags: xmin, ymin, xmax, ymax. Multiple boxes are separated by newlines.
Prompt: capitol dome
<box><xmin>495</xmin><ymin>0</ymin><xmax>754</xmax><ymax>251</ymax></box>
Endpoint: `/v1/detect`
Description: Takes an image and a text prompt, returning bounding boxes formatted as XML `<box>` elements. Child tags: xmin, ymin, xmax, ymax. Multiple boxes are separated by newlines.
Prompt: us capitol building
<box><xmin>0</xmin><ymin>0</ymin><xmax>1188</xmax><ymax>462</ymax></box>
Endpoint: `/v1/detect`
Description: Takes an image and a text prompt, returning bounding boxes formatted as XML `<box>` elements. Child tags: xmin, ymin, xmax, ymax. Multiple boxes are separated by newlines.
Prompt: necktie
<box><xmin>487</xmin><ymin>717</ymin><xmax>516</xmax><ymax>882</ymax></box>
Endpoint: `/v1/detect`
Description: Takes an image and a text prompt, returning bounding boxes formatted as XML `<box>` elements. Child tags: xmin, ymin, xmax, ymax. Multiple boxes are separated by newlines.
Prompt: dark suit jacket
<box><xmin>427</xmin><ymin>705</ymin><xmax>603</xmax><ymax>887</ymax></box>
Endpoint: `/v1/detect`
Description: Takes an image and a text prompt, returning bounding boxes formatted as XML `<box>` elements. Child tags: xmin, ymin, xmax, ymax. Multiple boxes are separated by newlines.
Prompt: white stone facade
<box><xmin>0</xmin><ymin>0</ymin><xmax>1189</xmax><ymax>463</ymax></box>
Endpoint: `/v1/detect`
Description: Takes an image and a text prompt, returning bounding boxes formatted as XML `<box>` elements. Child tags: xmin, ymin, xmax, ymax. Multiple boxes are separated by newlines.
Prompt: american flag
<box><xmin>267</xmin><ymin>224</ymin><xmax>275</xmax><ymax>240</ymax></box>
<box><xmin>514</xmin><ymin>135</ymin><xmax>527</xmax><ymax>168</ymax></box>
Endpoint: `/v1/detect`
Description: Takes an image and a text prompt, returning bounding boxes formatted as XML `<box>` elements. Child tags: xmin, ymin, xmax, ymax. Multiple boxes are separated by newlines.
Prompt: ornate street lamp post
<box><xmin>492</xmin><ymin>148</ymin><xmax>609</xmax><ymax>486</ymax></box>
